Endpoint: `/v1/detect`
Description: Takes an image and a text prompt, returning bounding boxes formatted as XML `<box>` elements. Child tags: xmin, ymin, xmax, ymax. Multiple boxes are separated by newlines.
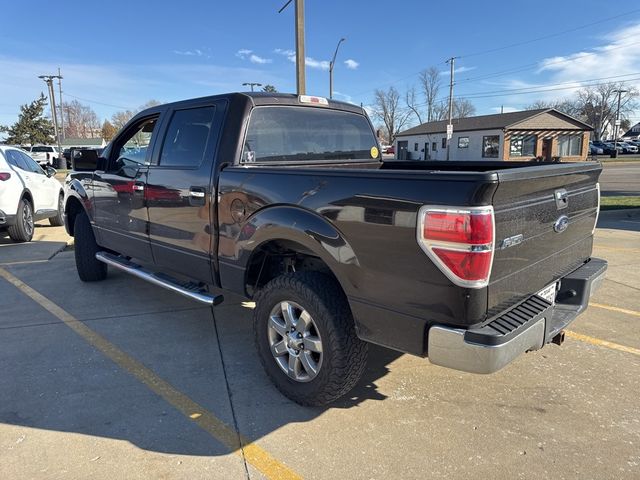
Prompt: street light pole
<box><xmin>329</xmin><ymin>38</ymin><xmax>345</xmax><ymax>99</ymax></box>
<box><xmin>279</xmin><ymin>0</ymin><xmax>305</xmax><ymax>95</ymax></box>
<box><xmin>38</xmin><ymin>74</ymin><xmax>62</xmax><ymax>160</ymax></box>
<box><xmin>242</xmin><ymin>82</ymin><xmax>263</xmax><ymax>92</ymax></box>
<box><xmin>613</xmin><ymin>89</ymin><xmax>628</xmax><ymax>158</ymax></box>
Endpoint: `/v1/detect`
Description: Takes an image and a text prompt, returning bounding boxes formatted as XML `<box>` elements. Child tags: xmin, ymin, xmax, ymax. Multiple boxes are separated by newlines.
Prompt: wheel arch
<box><xmin>219</xmin><ymin>205</ymin><xmax>359</xmax><ymax>299</ymax></box>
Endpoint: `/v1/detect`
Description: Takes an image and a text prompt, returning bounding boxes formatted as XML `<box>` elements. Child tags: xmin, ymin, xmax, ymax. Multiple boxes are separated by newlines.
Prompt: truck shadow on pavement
<box><xmin>0</xmin><ymin>253</ymin><xmax>402</xmax><ymax>457</ymax></box>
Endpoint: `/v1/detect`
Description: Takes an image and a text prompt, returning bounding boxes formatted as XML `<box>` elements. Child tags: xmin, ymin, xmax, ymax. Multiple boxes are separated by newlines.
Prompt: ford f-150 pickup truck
<box><xmin>64</xmin><ymin>93</ymin><xmax>607</xmax><ymax>405</ymax></box>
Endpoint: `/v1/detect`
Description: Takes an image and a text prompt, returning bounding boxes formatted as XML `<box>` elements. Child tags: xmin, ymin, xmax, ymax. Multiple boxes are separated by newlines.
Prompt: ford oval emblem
<box><xmin>554</xmin><ymin>215</ymin><xmax>570</xmax><ymax>233</ymax></box>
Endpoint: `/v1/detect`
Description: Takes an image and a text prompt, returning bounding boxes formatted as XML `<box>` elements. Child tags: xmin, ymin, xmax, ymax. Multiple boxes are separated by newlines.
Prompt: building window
<box><xmin>414</xmin><ymin>142</ymin><xmax>418</xmax><ymax>151</ymax></box>
<box><xmin>441</xmin><ymin>138</ymin><xmax>447</xmax><ymax>149</ymax></box>
<box><xmin>432</xmin><ymin>142</ymin><xmax>437</xmax><ymax>151</ymax></box>
<box><xmin>509</xmin><ymin>134</ymin><xmax>536</xmax><ymax>157</ymax></box>
<box><xmin>458</xmin><ymin>137</ymin><xmax>469</xmax><ymax>149</ymax></box>
<box><xmin>558</xmin><ymin>135</ymin><xmax>582</xmax><ymax>156</ymax></box>
<box><xmin>482</xmin><ymin>135</ymin><xmax>500</xmax><ymax>158</ymax></box>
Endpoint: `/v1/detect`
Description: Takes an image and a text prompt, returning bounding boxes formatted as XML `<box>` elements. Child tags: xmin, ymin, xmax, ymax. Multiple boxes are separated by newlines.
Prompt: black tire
<box><xmin>253</xmin><ymin>272</ymin><xmax>368</xmax><ymax>406</ymax></box>
<box><xmin>74</xmin><ymin>212</ymin><xmax>107</xmax><ymax>282</ymax></box>
<box><xmin>49</xmin><ymin>193</ymin><xmax>64</xmax><ymax>226</ymax></box>
<box><xmin>8</xmin><ymin>198</ymin><xmax>34</xmax><ymax>242</ymax></box>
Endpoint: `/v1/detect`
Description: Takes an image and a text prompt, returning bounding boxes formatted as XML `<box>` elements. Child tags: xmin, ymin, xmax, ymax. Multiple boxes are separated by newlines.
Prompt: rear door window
<box><xmin>159</xmin><ymin>106</ymin><xmax>216</xmax><ymax>167</ymax></box>
<box><xmin>242</xmin><ymin>106</ymin><xmax>379</xmax><ymax>163</ymax></box>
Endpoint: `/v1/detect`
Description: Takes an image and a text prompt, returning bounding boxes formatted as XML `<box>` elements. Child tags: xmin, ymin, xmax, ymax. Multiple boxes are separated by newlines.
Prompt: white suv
<box><xmin>0</xmin><ymin>146</ymin><xmax>64</xmax><ymax>242</ymax></box>
<box><xmin>27</xmin><ymin>145</ymin><xmax>60</xmax><ymax>167</ymax></box>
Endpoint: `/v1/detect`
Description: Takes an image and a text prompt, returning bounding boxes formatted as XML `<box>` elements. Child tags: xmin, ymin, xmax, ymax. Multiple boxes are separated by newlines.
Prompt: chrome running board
<box><xmin>95</xmin><ymin>251</ymin><xmax>224</xmax><ymax>306</ymax></box>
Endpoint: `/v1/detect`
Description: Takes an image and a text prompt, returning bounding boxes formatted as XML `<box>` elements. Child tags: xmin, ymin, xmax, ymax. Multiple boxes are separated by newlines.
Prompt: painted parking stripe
<box><xmin>565</xmin><ymin>330</ymin><xmax>640</xmax><ymax>357</ymax></box>
<box><xmin>0</xmin><ymin>267</ymin><xmax>302</xmax><ymax>480</ymax></box>
<box><xmin>590</xmin><ymin>302</ymin><xmax>640</xmax><ymax>318</ymax></box>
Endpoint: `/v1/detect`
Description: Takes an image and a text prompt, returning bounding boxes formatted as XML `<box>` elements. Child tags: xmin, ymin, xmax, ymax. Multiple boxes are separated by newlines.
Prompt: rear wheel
<box><xmin>254</xmin><ymin>272</ymin><xmax>368</xmax><ymax>406</ymax></box>
<box><xmin>74</xmin><ymin>212</ymin><xmax>107</xmax><ymax>282</ymax></box>
<box><xmin>8</xmin><ymin>198</ymin><xmax>34</xmax><ymax>242</ymax></box>
<box><xmin>49</xmin><ymin>193</ymin><xmax>64</xmax><ymax>226</ymax></box>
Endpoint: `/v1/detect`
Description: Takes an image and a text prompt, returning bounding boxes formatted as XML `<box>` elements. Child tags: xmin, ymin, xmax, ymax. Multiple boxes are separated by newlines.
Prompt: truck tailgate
<box><xmin>488</xmin><ymin>162</ymin><xmax>602</xmax><ymax>313</ymax></box>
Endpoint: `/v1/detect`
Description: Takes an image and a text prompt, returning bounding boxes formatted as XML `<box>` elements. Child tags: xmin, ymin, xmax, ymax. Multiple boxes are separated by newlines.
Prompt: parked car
<box><xmin>28</xmin><ymin>145</ymin><xmax>60</xmax><ymax>167</ymax></box>
<box><xmin>0</xmin><ymin>146</ymin><xmax>64</xmax><ymax>242</ymax></box>
<box><xmin>384</xmin><ymin>145</ymin><xmax>395</xmax><ymax>154</ymax></box>
<box><xmin>601</xmin><ymin>142</ymin><xmax>623</xmax><ymax>155</ymax></box>
<box><xmin>64</xmin><ymin>93</ymin><xmax>606</xmax><ymax>406</ymax></box>
<box><xmin>618</xmin><ymin>142</ymin><xmax>639</xmax><ymax>154</ymax></box>
<box><xmin>588</xmin><ymin>142</ymin><xmax>604</xmax><ymax>155</ymax></box>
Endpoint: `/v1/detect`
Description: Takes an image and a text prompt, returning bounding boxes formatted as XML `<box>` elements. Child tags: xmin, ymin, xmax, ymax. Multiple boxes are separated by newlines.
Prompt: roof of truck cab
<box><xmin>137</xmin><ymin>92</ymin><xmax>364</xmax><ymax>116</ymax></box>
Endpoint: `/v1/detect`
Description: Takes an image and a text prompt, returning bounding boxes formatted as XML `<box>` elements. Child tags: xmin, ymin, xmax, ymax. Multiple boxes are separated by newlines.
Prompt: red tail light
<box><xmin>417</xmin><ymin>206</ymin><xmax>495</xmax><ymax>288</ymax></box>
<box><xmin>0</xmin><ymin>172</ymin><xmax>11</xmax><ymax>181</ymax></box>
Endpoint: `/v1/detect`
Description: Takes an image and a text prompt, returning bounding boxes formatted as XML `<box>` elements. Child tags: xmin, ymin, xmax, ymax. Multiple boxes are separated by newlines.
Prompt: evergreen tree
<box><xmin>0</xmin><ymin>93</ymin><xmax>55</xmax><ymax>145</ymax></box>
<box><xmin>101</xmin><ymin>120</ymin><xmax>117</xmax><ymax>141</ymax></box>
<box><xmin>262</xmin><ymin>84</ymin><xmax>278</xmax><ymax>93</ymax></box>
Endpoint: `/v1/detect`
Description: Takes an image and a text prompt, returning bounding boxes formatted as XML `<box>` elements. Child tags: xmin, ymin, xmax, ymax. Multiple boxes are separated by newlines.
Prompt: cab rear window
<box><xmin>242</xmin><ymin>106</ymin><xmax>379</xmax><ymax>163</ymax></box>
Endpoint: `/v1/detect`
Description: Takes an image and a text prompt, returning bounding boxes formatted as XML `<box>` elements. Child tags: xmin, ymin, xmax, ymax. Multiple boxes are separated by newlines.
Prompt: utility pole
<box><xmin>445</xmin><ymin>57</ymin><xmax>457</xmax><ymax>161</ymax></box>
<box><xmin>38</xmin><ymin>74</ymin><xmax>62</xmax><ymax>160</ymax></box>
<box><xmin>279</xmin><ymin>0</ymin><xmax>305</xmax><ymax>95</ymax></box>
<box><xmin>612</xmin><ymin>89</ymin><xmax>628</xmax><ymax>158</ymax></box>
<box><xmin>329</xmin><ymin>37</ymin><xmax>345</xmax><ymax>99</ymax></box>
<box><xmin>242</xmin><ymin>82</ymin><xmax>263</xmax><ymax>92</ymax></box>
<box><xmin>57</xmin><ymin>67</ymin><xmax>64</xmax><ymax>140</ymax></box>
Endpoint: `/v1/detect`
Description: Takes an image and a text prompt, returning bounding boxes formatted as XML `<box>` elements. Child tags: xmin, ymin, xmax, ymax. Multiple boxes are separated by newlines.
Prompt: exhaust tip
<box><xmin>551</xmin><ymin>331</ymin><xmax>566</xmax><ymax>346</ymax></box>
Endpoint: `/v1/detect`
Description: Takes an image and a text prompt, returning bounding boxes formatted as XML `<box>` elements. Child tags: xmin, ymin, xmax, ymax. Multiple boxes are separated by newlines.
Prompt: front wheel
<box><xmin>74</xmin><ymin>212</ymin><xmax>107</xmax><ymax>282</ymax></box>
<box><xmin>253</xmin><ymin>272</ymin><xmax>368</xmax><ymax>406</ymax></box>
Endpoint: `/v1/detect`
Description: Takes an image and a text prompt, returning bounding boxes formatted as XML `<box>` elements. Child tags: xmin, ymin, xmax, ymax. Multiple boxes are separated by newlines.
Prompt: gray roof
<box><xmin>396</xmin><ymin>108</ymin><xmax>590</xmax><ymax>137</ymax></box>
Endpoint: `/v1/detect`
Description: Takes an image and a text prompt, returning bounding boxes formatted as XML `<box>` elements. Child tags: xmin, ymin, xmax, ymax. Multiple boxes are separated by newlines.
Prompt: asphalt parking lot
<box><xmin>1</xmin><ymin>209</ymin><xmax>639</xmax><ymax>479</ymax></box>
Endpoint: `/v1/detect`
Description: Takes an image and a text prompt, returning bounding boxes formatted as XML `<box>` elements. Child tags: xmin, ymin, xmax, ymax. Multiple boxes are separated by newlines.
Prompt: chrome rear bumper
<box><xmin>427</xmin><ymin>258</ymin><xmax>607</xmax><ymax>374</ymax></box>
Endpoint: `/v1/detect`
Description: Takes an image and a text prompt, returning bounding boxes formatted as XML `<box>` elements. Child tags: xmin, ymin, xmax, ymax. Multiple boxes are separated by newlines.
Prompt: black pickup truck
<box><xmin>64</xmin><ymin>93</ymin><xmax>607</xmax><ymax>405</ymax></box>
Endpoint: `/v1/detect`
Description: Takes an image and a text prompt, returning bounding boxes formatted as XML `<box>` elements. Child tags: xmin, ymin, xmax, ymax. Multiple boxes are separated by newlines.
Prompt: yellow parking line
<box><xmin>0</xmin><ymin>259</ymin><xmax>50</xmax><ymax>266</ymax></box>
<box><xmin>0</xmin><ymin>267</ymin><xmax>302</xmax><ymax>480</ymax></box>
<box><xmin>565</xmin><ymin>330</ymin><xmax>640</xmax><ymax>357</ymax></box>
<box><xmin>590</xmin><ymin>302</ymin><xmax>640</xmax><ymax>318</ymax></box>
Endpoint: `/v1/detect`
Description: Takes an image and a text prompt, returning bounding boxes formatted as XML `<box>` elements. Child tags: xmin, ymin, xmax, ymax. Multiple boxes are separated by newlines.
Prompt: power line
<box><xmin>352</xmin><ymin>9</ymin><xmax>640</xmax><ymax>98</ymax></box>
<box><xmin>459</xmin><ymin>8</ymin><xmax>640</xmax><ymax>58</ymax></box>
<box><xmin>457</xmin><ymin>40</ymin><xmax>640</xmax><ymax>85</ymax></box>
<box><xmin>63</xmin><ymin>93</ymin><xmax>131</xmax><ymax>110</ymax></box>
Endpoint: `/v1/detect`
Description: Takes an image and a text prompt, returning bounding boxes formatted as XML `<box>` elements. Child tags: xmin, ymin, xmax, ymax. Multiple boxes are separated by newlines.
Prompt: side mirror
<box><xmin>45</xmin><ymin>166</ymin><xmax>57</xmax><ymax>177</ymax></box>
<box><xmin>71</xmin><ymin>149</ymin><xmax>100</xmax><ymax>171</ymax></box>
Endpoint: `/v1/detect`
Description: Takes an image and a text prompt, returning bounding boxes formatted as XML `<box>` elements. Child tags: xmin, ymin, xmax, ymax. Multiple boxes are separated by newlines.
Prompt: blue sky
<box><xmin>1</xmin><ymin>0</ymin><xmax>639</xmax><ymax>132</ymax></box>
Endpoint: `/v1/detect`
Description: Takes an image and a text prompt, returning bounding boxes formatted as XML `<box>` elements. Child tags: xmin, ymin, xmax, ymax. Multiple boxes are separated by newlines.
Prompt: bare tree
<box><xmin>110</xmin><ymin>110</ymin><xmax>136</xmax><ymax>131</ymax></box>
<box><xmin>453</xmin><ymin>98</ymin><xmax>476</xmax><ymax>118</ymax></box>
<box><xmin>62</xmin><ymin>100</ymin><xmax>100</xmax><ymax>138</ymax></box>
<box><xmin>527</xmin><ymin>82</ymin><xmax>639</xmax><ymax>140</ymax></box>
<box><xmin>405</xmin><ymin>86</ymin><xmax>423</xmax><ymax>124</ymax></box>
<box><xmin>420</xmin><ymin>67</ymin><xmax>441</xmax><ymax>122</ymax></box>
<box><xmin>431</xmin><ymin>98</ymin><xmax>477</xmax><ymax>121</ymax></box>
<box><xmin>576</xmin><ymin>82</ymin><xmax>638</xmax><ymax>140</ymax></box>
<box><xmin>372</xmin><ymin>87</ymin><xmax>411</xmax><ymax>143</ymax></box>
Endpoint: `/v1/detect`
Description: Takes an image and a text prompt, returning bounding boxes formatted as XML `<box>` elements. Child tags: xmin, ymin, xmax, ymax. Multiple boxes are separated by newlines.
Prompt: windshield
<box><xmin>242</xmin><ymin>106</ymin><xmax>379</xmax><ymax>163</ymax></box>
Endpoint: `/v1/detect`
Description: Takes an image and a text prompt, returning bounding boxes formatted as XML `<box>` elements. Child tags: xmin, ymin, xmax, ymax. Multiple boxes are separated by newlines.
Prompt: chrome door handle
<box><xmin>189</xmin><ymin>190</ymin><xmax>205</xmax><ymax>198</ymax></box>
<box><xmin>132</xmin><ymin>183</ymin><xmax>145</xmax><ymax>192</ymax></box>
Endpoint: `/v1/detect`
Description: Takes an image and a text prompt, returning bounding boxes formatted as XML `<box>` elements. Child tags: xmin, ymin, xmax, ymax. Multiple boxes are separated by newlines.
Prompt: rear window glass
<box><xmin>30</xmin><ymin>146</ymin><xmax>54</xmax><ymax>153</ymax></box>
<box><xmin>242</xmin><ymin>106</ymin><xmax>378</xmax><ymax>163</ymax></box>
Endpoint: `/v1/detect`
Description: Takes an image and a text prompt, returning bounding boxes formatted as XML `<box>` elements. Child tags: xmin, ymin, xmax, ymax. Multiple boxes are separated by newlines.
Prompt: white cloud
<box><xmin>173</xmin><ymin>48</ymin><xmax>211</xmax><ymax>59</ymax></box>
<box><xmin>440</xmin><ymin>65</ymin><xmax>477</xmax><ymax>76</ymax></box>
<box><xmin>304</xmin><ymin>57</ymin><xmax>330</xmax><ymax>70</ymax></box>
<box><xmin>333</xmin><ymin>91</ymin><xmax>356</xmax><ymax>104</ymax></box>
<box><xmin>237</xmin><ymin>49</ymin><xmax>272</xmax><ymax>64</ymax></box>
<box><xmin>249</xmin><ymin>54</ymin><xmax>272</xmax><ymax>65</ymax></box>
<box><xmin>274</xmin><ymin>48</ymin><xmax>329</xmax><ymax>70</ymax></box>
<box><xmin>236</xmin><ymin>49</ymin><xmax>253</xmax><ymax>60</ymax></box>
<box><xmin>344</xmin><ymin>59</ymin><xmax>359</xmax><ymax>70</ymax></box>
<box><xmin>535</xmin><ymin>22</ymin><xmax>640</xmax><ymax>95</ymax></box>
